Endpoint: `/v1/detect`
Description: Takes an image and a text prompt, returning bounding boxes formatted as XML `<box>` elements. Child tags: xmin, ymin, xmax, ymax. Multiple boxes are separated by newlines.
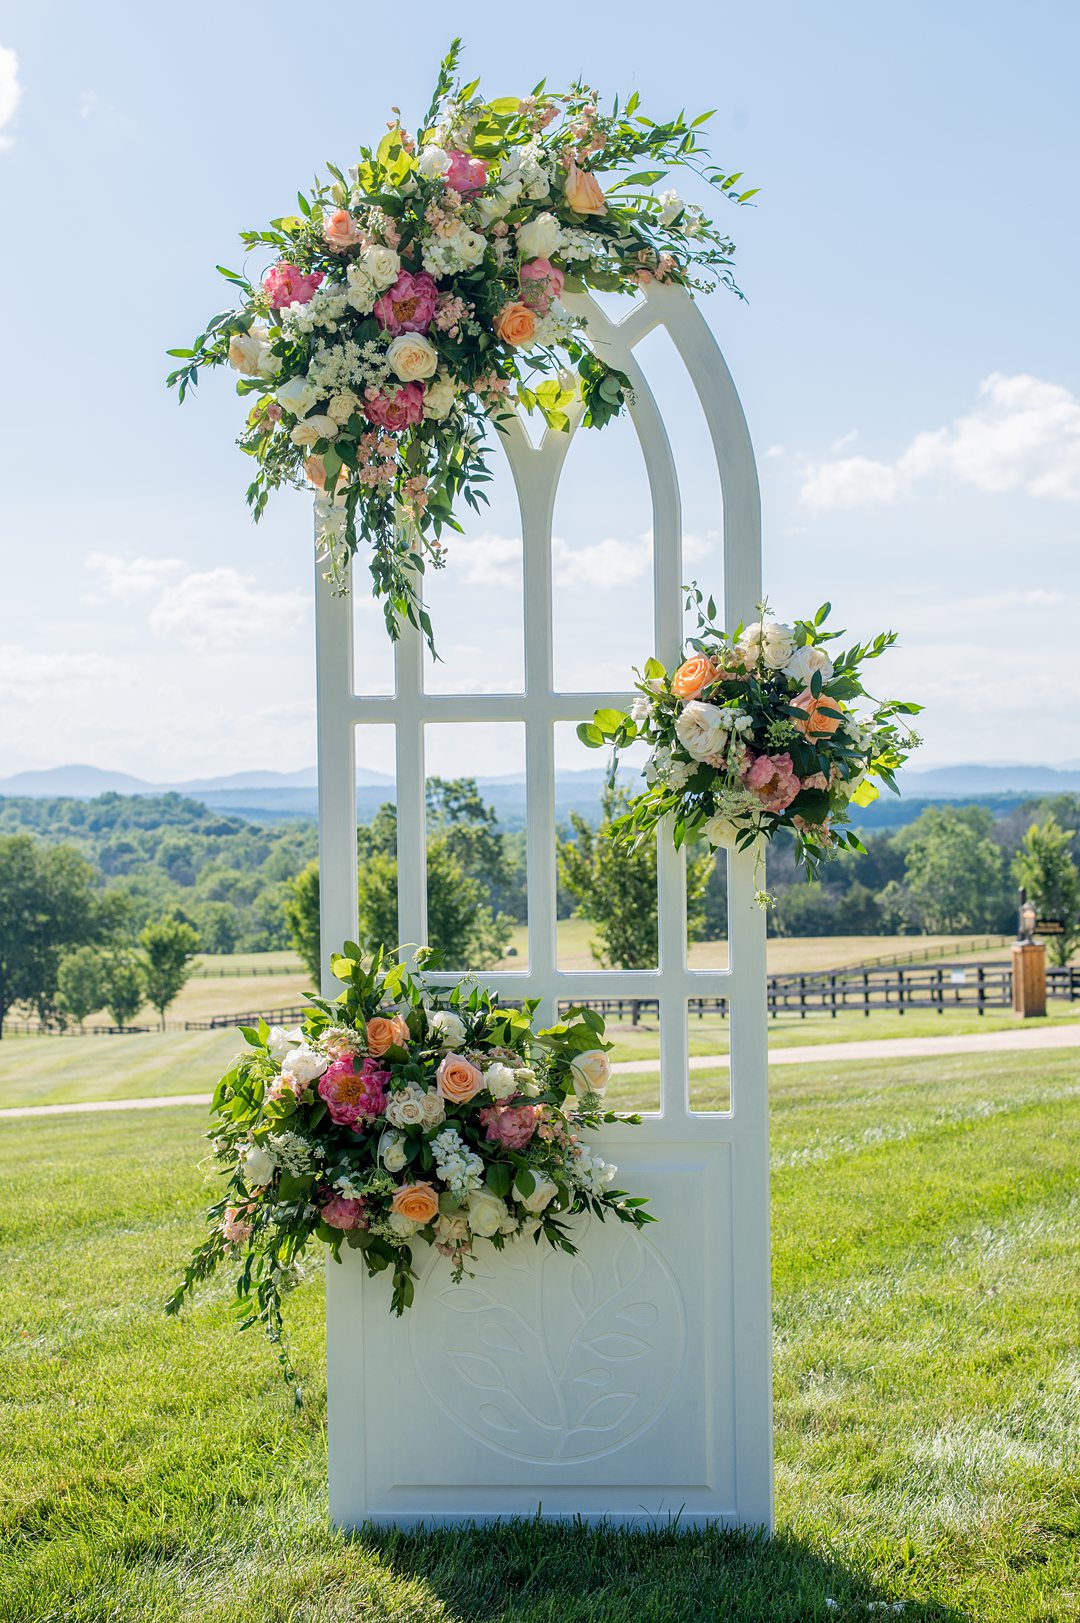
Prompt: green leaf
<box><xmin>486</xmin><ymin>1162</ymin><xmax>512</xmax><ymax>1197</ymax></box>
<box><xmin>577</xmin><ymin>722</ymin><xmax>605</xmax><ymax>748</ymax></box>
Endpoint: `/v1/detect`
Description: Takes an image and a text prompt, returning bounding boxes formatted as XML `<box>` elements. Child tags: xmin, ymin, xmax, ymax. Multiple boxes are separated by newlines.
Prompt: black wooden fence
<box><xmin>9</xmin><ymin>964</ymin><xmax>1080</xmax><ymax>1037</ymax></box>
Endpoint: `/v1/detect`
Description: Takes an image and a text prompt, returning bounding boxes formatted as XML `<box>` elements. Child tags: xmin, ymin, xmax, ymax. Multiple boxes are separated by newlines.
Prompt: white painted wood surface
<box><xmin>317</xmin><ymin>282</ymin><xmax>773</xmax><ymax>1529</ymax></box>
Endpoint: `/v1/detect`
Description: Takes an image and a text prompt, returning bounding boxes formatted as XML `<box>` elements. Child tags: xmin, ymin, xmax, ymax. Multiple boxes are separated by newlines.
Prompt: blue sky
<box><xmin>1</xmin><ymin>1</ymin><xmax>1077</xmax><ymax>781</ymax></box>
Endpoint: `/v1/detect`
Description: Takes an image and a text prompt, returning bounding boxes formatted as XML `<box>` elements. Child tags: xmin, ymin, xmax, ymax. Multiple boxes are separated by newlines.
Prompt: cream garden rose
<box><xmin>569</xmin><ymin>1049</ymin><xmax>611</xmax><ymax>1096</ymax></box>
<box><xmin>290</xmin><ymin>413</ymin><xmax>339</xmax><ymax>447</ymax></box>
<box><xmin>515</xmin><ymin>210</ymin><xmax>562</xmax><ymax>259</ymax></box>
<box><xmin>465</xmin><ymin>1187</ymin><xmax>507</xmax><ymax>1238</ymax></box>
<box><xmin>275</xmin><ymin>374</ymin><xmax>319</xmax><ymax>418</ymax></box>
<box><xmin>422</xmin><ymin>374</ymin><xmax>457</xmax><ymax>420</ymax></box>
<box><xmin>783</xmin><ymin>644</ymin><xmax>835</xmax><ymax>685</ymax></box>
<box><xmin>387</xmin><ymin>332</ymin><xmax>439</xmax><ymax>383</ymax></box>
<box><xmin>674</xmin><ymin>700</ymin><xmax>730</xmax><ymax>763</ymax></box>
<box><xmin>428</xmin><ymin>1008</ymin><xmax>466</xmax><ymax>1048</ymax></box>
<box><xmin>515</xmin><ymin>1172</ymin><xmax>558</xmax><ymax>1214</ymax></box>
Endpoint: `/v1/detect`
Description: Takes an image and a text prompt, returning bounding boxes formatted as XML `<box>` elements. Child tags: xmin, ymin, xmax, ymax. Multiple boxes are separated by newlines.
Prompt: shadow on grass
<box><xmin>352</xmin><ymin>1518</ymin><xmax>972</xmax><ymax>1623</ymax></box>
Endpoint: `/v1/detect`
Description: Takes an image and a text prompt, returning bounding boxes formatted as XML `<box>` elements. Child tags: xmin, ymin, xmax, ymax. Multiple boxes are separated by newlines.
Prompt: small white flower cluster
<box><xmin>571</xmin><ymin>1146</ymin><xmax>617</xmax><ymax>1197</ymax></box>
<box><xmin>267</xmin><ymin>1131</ymin><xmax>323</xmax><ymax>1177</ymax></box>
<box><xmin>384</xmin><ymin>1083</ymin><xmax>445</xmax><ymax>1130</ymax></box>
<box><xmin>529</xmin><ymin>303</ymin><xmax>579</xmax><ymax>350</ymax></box>
<box><xmin>422</xmin><ymin>224</ymin><xmax>487</xmax><ymax>278</ymax></box>
<box><xmin>498</xmin><ymin>139</ymin><xmax>553</xmax><ymax>204</ymax></box>
<box><xmin>307</xmin><ymin>336</ymin><xmax>390</xmax><ymax>395</ymax></box>
<box><xmin>280</xmin><ymin>283</ymin><xmax>351</xmax><ymax>337</ymax></box>
<box><xmin>431</xmin><ymin>1127</ymin><xmax>484</xmax><ymax>1195</ymax></box>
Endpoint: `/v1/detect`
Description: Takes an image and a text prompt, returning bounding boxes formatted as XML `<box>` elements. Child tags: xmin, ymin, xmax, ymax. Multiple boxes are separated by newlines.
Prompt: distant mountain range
<box><xmin>2</xmin><ymin>760</ymin><xmax>1079</xmax><ymax>831</ymax></box>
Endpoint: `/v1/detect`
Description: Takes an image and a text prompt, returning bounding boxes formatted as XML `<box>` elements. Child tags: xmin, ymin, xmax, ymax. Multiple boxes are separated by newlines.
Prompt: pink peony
<box><xmin>319</xmin><ymin>1056</ymin><xmax>390</xmax><ymax>1129</ymax></box>
<box><xmin>321</xmin><ymin>1195</ymin><xmax>368</xmax><ymax>1231</ymax></box>
<box><xmin>741</xmin><ymin>751</ymin><xmax>802</xmax><ymax>814</ymax></box>
<box><xmin>262</xmin><ymin>261</ymin><xmax>324</xmax><ymax>309</ymax></box>
<box><xmin>373</xmin><ymin>269</ymin><xmax>439</xmax><ymax>335</ymax></box>
<box><xmin>519</xmin><ymin>258</ymin><xmax>565</xmax><ymax>314</ymax></box>
<box><xmin>479</xmin><ymin>1103</ymin><xmax>538</xmax><ymax>1151</ymax></box>
<box><xmin>363</xmin><ymin>382</ymin><xmax>425</xmax><ymax>431</ymax></box>
<box><xmin>445</xmin><ymin>150</ymin><xmax>488</xmax><ymax>194</ymax></box>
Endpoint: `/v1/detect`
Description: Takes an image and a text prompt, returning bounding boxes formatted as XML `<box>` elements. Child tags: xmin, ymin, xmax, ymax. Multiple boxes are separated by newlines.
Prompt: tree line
<box><xmin>1</xmin><ymin>785</ymin><xmax>1078</xmax><ymax>1035</ymax></box>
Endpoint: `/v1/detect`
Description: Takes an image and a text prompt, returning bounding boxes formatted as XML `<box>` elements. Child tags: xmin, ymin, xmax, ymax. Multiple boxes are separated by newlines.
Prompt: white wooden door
<box><xmin>317</xmin><ymin>282</ymin><xmax>773</xmax><ymax>1529</ymax></box>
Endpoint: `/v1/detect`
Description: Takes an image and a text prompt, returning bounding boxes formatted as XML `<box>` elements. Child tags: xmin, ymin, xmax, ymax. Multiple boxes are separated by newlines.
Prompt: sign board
<box><xmin>1035</xmin><ymin>918</ymin><xmax>1066</xmax><ymax>935</ymax></box>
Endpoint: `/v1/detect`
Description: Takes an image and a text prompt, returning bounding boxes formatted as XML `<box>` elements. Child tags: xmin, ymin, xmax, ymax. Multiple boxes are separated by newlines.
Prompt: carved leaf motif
<box><xmin>481</xmin><ymin>1322</ymin><xmax>525</xmax><ymax>1355</ymax></box>
<box><xmin>450</xmin><ymin>1352</ymin><xmax>506</xmax><ymax>1389</ymax></box>
<box><xmin>581</xmin><ymin>1332</ymin><xmax>650</xmax><ymax>1360</ymax></box>
<box><xmin>438</xmin><ymin>1287</ymin><xmax>496</xmax><ymax>1314</ymax></box>
<box><xmin>479</xmin><ymin>1402</ymin><xmax>518</xmax><ymax>1434</ymax></box>
<box><xmin>617</xmin><ymin>1302</ymin><xmax>659</xmax><ymax>1328</ymax></box>
<box><xmin>574</xmin><ymin>1366</ymin><xmax>612</xmax><ymax>1388</ymax></box>
<box><xmin>615</xmin><ymin>1236</ymin><xmax>645</xmax><ymax>1294</ymax></box>
<box><xmin>574</xmin><ymin>1392</ymin><xmax>636</xmax><ymax>1431</ymax></box>
<box><xmin>570</xmin><ymin>1258</ymin><xmax>595</xmax><ymax>1319</ymax></box>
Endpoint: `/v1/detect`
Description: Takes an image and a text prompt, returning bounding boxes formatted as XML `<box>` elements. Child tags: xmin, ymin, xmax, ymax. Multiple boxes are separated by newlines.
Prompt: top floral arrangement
<box><xmin>167</xmin><ymin>41</ymin><xmax>755</xmax><ymax>651</ymax></box>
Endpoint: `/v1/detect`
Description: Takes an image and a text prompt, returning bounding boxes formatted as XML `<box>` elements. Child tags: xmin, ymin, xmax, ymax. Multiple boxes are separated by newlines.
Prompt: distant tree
<box><xmin>56</xmin><ymin>946</ymin><xmax>107</xmax><ymax>1030</ymax></box>
<box><xmin>285</xmin><ymin>789</ymin><xmax>515</xmax><ymax>978</ymax></box>
<box><xmin>898</xmin><ymin>806</ymin><xmax>1006</xmax><ymax>933</ymax></box>
<box><xmin>0</xmin><ymin>835</ymin><xmax>110</xmax><ymax>1038</ymax></box>
<box><xmin>139</xmin><ymin>915</ymin><xmax>201</xmax><ymax>1029</ymax></box>
<box><xmin>557</xmin><ymin>783</ymin><xmax>712</xmax><ymax>968</ymax></box>
<box><xmin>102</xmin><ymin>952</ymin><xmax>145</xmax><ymax>1030</ymax></box>
<box><xmin>284</xmin><ymin>860</ymin><xmax>323</xmax><ymax>982</ymax></box>
<box><xmin>190</xmin><ymin>899</ymin><xmax>239</xmax><ymax>954</ymax></box>
<box><xmin>1013</xmin><ymin>812</ymin><xmax>1080</xmax><ymax>967</ymax></box>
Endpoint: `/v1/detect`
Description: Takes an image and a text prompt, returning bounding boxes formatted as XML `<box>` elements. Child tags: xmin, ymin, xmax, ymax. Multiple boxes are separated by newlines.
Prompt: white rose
<box><xmin>782</xmin><ymin>644</ymin><xmax>835</xmax><ymax>686</ymax></box>
<box><xmin>361</xmin><ymin>243</ymin><xmax>401</xmax><ymax>291</ymax></box>
<box><xmin>280</xmin><ymin>1044</ymin><xmax>327</xmax><ymax>1084</ymax></box>
<box><xmin>327</xmin><ymin>390</ymin><xmax>360</xmax><ymax>425</ymax></box>
<box><xmin>242</xmin><ymin>1143</ymin><xmax>275</xmax><ymax>1186</ymax></box>
<box><xmin>569</xmin><ymin>1049</ymin><xmax>611</xmax><ymax>1097</ymax></box>
<box><xmin>417</xmin><ymin>144</ymin><xmax>451</xmax><ymax>179</ymax></box>
<box><xmin>657</xmin><ymin>188</ymin><xmax>685</xmax><ymax>226</ymax></box>
<box><xmin>466</xmin><ymin>1188</ymin><xmax>508</xmax><ymax>1238</ymax></box>
<box><xmin>266</xmin><ymin>1024</ymin><xmax>303</xmax><ymax>1061</ymax></box>
<box><xmin>429</xmin><ymin>1009</ymin><xmax>466</xmax><ymax>1048</ymax></box>
<box><xmin>422</xmin><ymin>373</ymin><xmax>458</xmax><ymax>421</ymax></box>
<box><xmin>435</xmin><ymin>1213</ymin><xmax>470</xmax><ymax>1245</ymax></box>
<box><xmin>290</xmin><ymin>413</ymin><xmax>339</xmax><ymax>447</ymax></box>
<box><xmin>388</xmin><ymin>1211</ymin><xmax>420</xmax><ymax>1237</ymax></box>
<box><xmin>453</xmin><ymin>226</ymin><xmax>487</xmax><ymax>268</ymax></box>
<box><xmin>484</xmin><ymin>1062</ymin><xmax>518</xmax><ymax>1101</ymax></box>
<box><xmin>227</xmin><ymin>333</ymin><xmax>265</xmax><ymax>376</ymax></box>
<box><xmin>514</xmin><ymin>1173</ymin><xmax>558</xmax><ymax>1215</ymax></box>
<box><xmin>514</xmin><ymin>1067</ymin><xmax>540</xmax><ymax>1097</ymax></box>
<box><xmin>738</xmin><ymin>619</ymin><xmax>796</xmax><ymax>670</ymax></box>
<box><xmin>379</xmin><ymin>1132</ymin><xmax>408</xmax><ymax>1173</ymax></box>
<box><xmin>703</xmin><ymin>814</ymin><xmax>740</xmax><ymax>849</ymax></box>
<box><xmin>421</xmin><ymin>1087</ymin><xmax>447</xmax><ymax>1128</ymax></box>
<box><xmin>275</xmin><ymin>374</ymin><xmax>319</xmax><ymax>418</ymax></box>
<box><xmin>386</xmin><ymin>332</ymin><xmax>439</xmax><ymax>383</ymax></box>
<box><xmin>516</xmin><ymin>211</ymin><xmax>562</xmax><ymax>260</ymax></box>
<box><xmin>386</xmin><ymin>1094</ymin><xmax>426</xmax><ymax>1128</ymax></box>
<box><xmin>476</xmin><ymin>193</ymin><xmax>511</xmax><ymax>227</ymax></box>
<box><xmin>345</xmin><ymin>263</ymin><xmax>376</xmax><ymax>313</ymax></box>
<box><xmin>674</xmin><ymin>700</ymin><xmax>730</xmax><ymax>763</ymax></box>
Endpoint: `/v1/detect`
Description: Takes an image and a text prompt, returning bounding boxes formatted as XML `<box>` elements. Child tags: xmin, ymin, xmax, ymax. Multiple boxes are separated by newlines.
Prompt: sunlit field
<box><xmin>2</xmin><ymin>1049</ymin><xmax>1078</xmax><ymax>1621</ymax></box>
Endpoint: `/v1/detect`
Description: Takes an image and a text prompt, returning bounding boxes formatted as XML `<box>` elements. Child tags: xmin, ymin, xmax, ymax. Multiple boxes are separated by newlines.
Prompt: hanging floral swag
<box><xmin>167</xmin><ymin>41</ymin><xmax>755</xmax><ymax>653</ymax></box>
<box><xmin>166</xmin><ymin>945</ymin><xmax>651</xmax><ymax>1391</ymax></box>
<box><xmin>580</xmin><ymin>589</ymin><xmax>922</xmax><ymax>897</ymax></box>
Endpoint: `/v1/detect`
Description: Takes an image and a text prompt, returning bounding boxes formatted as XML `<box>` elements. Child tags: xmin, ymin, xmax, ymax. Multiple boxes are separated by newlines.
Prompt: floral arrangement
<box><xmin>167</xmin><ymin>945</ymin><xmax>651</xmax><ymax>1386</ymax></box>
<box><xmin>580</xmin><ymin>589</ymin><xmax>922</xmax><ymax>886</ymax></box>
<box><xmin>167</xmin><ymin>41</ymin><xmax>755</xmax><ymax>650</ymax></box>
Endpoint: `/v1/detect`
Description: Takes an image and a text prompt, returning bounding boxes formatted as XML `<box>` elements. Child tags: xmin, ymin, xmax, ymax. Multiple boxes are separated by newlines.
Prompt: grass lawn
<box><xmin>2</xmin><ymin>1051</ymin><xmax>1079</xmax><ymax>1620</ymax></box>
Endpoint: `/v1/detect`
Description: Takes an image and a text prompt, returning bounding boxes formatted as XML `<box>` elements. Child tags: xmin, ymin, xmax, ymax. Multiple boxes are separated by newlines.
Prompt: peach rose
<box><xmin>793</xmin><ymin>689</ymin><xmax>843</xmax><ymax>737</ymax></box>
<box><xmin>671</xmin><ymin>654</ymin><xmax>722</xmax><ymax>699</ymax></box>
<box><xmin>436</xmin><ymin>1053</ymin><xmax>485</xmax><ymax>1104</ymax></box>
<box><xmin>493</xmin><ymin>301</ymin><xmax>536</xmax><ymax>348</ymax></box>
<box><xmin>366</xmin><ymin>1014</ymin><xmax>409</xmax><ymax>1057</ymax></box>
<box><xmin>390</xmin><ymin>1181</ymin><xmax>439</xmax><ymax>1226</ymax></box>
<box><xmin>564</xmin><ymin>160</ymin><xmax>607</xmax><ymax>215</ymax></box>
<box><xmin>323</xmin><ymin>208</ymin><xmax>364</xmax><ymax>252</ymax></box>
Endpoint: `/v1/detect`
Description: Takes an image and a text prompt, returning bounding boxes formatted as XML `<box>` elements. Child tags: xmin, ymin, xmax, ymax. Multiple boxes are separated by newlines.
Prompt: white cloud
<box><xmin>148</xmin><ymin>567</ymin><xmax>308</xmax><ymax>650</ymax></box>
<box><xmin>801</xmin><ymin>373</ymin><xmax>1080</xmax><ymax>510</ymax></box>
<box><xmin>85</xmin><ymin>551</ymin><xmax>185</xmax><ymax>600</ymax></box>
<box><xmin>0</xmin><ymin>644</ymin><xmax>127</xmax><ymax>698</ymax></box>
<box><xmin>0</xmin><ymin>46</ymin><xmax>21</xmax><ymax>150</ymax></box>
<box><xmin>79</xmin><ymin>90</ymin><xmax>99</xmax><ymax>119</ymax></box>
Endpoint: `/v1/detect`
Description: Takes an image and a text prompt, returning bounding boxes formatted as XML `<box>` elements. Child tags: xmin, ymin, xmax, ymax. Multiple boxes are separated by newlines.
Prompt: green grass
<box><xmin>0</xmin><ymin>1029</ymin><xmax>241</xmax><ymax>1108</ymax></box>
<box><xmin>2</xmin><ymin>1051</ymin><xmax>1079</xmax><ymax>1620</ymax></box>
